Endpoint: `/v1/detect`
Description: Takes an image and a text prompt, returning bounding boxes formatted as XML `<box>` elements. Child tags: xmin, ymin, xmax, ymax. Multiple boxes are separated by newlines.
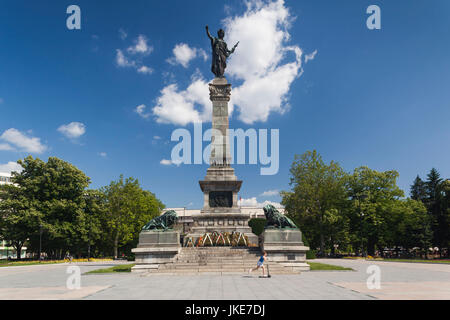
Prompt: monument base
<box><xmin>131</xmin><ymin>230</ymin><xmax>181</xmax><ymax>273</ymax></box>
<box><xmin>188</xmin><ymin>212</ymin><xmax>258</xmax><ymax>246</ymax></box>
<box><xmin>262</xmin><ymin>229</ymin><xmax>310</xmax><ymax>271</ymax></box>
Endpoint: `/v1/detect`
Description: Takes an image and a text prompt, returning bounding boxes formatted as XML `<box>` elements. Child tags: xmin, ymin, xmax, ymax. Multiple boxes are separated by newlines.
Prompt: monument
<box><xmin>261</xmin><ymin>205</ymin><xmax>310</xmax><ymax>271</ymax></box>
<box><xmin>132</xmin><ymin>26</ymin><xmax>308</xmax><ymax>273</ymax></box>
<box><xmin>186</xmin><ymin>26</ymin><xmax>257</xmax><ymax>245</ymax></box>
<box><xmin>131</xmin><ymin>211</ymin><xmax>181</xmax><ymax>272</ymax></box>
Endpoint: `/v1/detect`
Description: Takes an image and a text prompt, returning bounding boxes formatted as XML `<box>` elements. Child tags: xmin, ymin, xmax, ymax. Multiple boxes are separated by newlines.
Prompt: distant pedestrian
<box><xmin>248</xmin><ymin>251</ymin><xmax>267</xmax><ymax>277</ymax></box>
<box><xmin>65</xmin><ymin>252</ymin><xmax>73</xmax><ymax>263</ymax></box>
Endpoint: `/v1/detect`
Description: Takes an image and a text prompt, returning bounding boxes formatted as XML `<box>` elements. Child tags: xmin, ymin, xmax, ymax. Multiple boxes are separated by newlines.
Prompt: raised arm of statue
<box><xmin>206</xmin><ymin>25</ymin><xmax>213</xmax><ymax>41</ymax></box>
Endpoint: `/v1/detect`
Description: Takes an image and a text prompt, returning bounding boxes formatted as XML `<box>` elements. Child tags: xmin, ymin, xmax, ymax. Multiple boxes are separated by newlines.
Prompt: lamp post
<box><xmin>356</xmin><ymin>193</ymin><xmax>368</xmax><ymax>258</ymax></box>
<box><xmin>39</xmin><ymin>224</ymin><xmax>43</xmax><ymax>263</ymax></box>
<box><xmin>181</xmin><ymin>207</ymin><xmax>184</xmax><ymax>234</ymax></box>
<box><xmin>88</xmin><ymin>228</ymin><xmax>91</xmax><ymax>262</ymax></box>
<box><xmin>84</xmin><ymin>193</ymin><xmax>91</xmax><ymax>262</ymax></box>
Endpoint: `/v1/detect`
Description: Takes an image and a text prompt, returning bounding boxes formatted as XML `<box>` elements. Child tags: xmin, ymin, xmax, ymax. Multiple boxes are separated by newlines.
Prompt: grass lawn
<box><xmin>0</xmin><ymin>260</ymin><xmax>65</xmax><ymax>267</ymax></box>
<box><xmin>372</xmin><ymin>258</ymin><xmax>450</xmax><ymax>264</ymax></box>
<box><xmin>0</xmin><ymin>258</ymin><xmax>113</xmax><ymax>267</ymax></box>
<box><xmin>307</xmin><ymin>262</ymin><xmax>354</xmax><ymax>271</ymax></box>
<box><xmin>85</xmin><ymin>264</ymin><xmax>135</xmax><ymax>274</ymax></box>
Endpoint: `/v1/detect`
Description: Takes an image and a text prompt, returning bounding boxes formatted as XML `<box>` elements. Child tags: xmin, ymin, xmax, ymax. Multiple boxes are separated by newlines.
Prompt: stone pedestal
<box><xmin>188</xmin><ymin>213</ymin><xmax>259</xmax><ymax>246</ymax></box>
<box><xmin>262</xmin><ymin>229</ymin><xmax>310</xmax><ymax>271</ymax></box>
<box><xmin>131</xmin><ymin>230</ymin><xmax>181</xmax><ymax>273</ymax></box>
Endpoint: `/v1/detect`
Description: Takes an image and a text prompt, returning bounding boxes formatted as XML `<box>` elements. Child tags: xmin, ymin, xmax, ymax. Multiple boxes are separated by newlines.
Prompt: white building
<box><xmin>0</xmin><ymin>172</ymin><xmax>27</xmax><ymax>259</ymax></box>
<box><xmin>0</xmin><ymin>172</ymin><xmax>12</xmax><ymax>185</ymax></box>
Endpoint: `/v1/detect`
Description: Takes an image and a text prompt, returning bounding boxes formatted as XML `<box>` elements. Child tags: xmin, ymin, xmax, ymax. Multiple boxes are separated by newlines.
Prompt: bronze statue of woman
<box><xmin>206</xmin><ymin>25</ymin><xmax>239</xmax><ymax>78</ymax></box>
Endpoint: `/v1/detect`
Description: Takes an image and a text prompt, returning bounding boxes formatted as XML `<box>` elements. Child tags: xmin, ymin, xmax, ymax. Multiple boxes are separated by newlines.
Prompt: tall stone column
<box><xmin>209</xmin><ymin>77</ymin><xmax>232</xmax><ymax>166</ymax></box>
<box><xmin>199</xmin><ymin>77</ymin><xmax>242</xmax><ymax>214</ymax></box>
<box><xmin>191</xmin><ymin>77</ymin><xmax>257</xmax><ymax>244</ymax></box>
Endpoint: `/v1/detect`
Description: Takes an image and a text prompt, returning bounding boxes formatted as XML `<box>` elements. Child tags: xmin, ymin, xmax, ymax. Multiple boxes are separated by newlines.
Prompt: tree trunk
<box><xmin>318</xmin><ymin>206</ymin><xmax>325</xmax><ymax>257</ymax></box>
<box><xmin>367</xmin><ymin>238</ymin><xmax>376</xmax><ymax>256</ymax></box>
<box><xmin>14</xmin><ymin>243</ymin><xmax>22</xmax><ymax>260</ymax></box>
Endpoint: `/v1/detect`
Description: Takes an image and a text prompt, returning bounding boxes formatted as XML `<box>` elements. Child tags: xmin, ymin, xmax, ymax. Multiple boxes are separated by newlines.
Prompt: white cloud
<box><xmin>116</xmin><ymin>49</ymin><xmax>135</xmax><ymax>67</ymax></box>
<box><xmin>0</xmin><ymin>161</ymin><xmax>23</xmax><ymax>174</ymax></box>
<box><xmin>0</xmin><ymin>143</ymin><xmax>14</xmax><ymax>151</ymax></box>
<box><xmin>98</xmin><ymin>152</ymin><xmax>107</xmax><ymax>158</ymax></box>
<box><xmin>304</xmin><ymin>50</ymin><xmax>317</xmax><ymax>63</ymax></box>
<box><xmin>153</xmin><ymin>136</ymin><xmax>162</xmax><ymax>140</ymax></box>
<box><xmin>152</xmin><ymin>75</ymin><xmax>214</xmax><ymax>125</ymax></box>
<box><xmin>135</xmin><ymin>104</ymin><xmax>151</xmax><ymax>119</ymax></box>
<box><xmin>225</xmin><ymin>0</ymin><xmax>302</xmax><ymax>124</ymax></box>
<box><xmin>137</xmin><ymin>65</ymin><xmax>153</xmax><ymax>74</ymax></box>
<box><xmin>127</xmin><ymin>35</ymin><xmax>152</xmax><ymax>55</ymax></box>
<box><xmin>119</xmin><ymin>28</ymin><xmax>128</xmax><ymax>40</ymax></box>
<box><xmin>0</xmin><ymin>128</ymin><xmax>47</xmax><ymax>154</ymax></box>
<box><xmin>260</xmin><ymin>189</ymin><xmax>279</xmax><ymax>197</ymax></box>
<box><xmin>152</xmin><ymin>0</ymin><xmax>302</xmax><ymax>125</ymax></box>
<box><xmin>57</xmin><ymin>122</ymin><xmax>86</xmax><ymax>139</ymax></box>
<box><xmin>167</xmin><ymin>43</ymin><xmax>208</xmax><ymax>68</ymax></box>
<box><xmin>116</xmin><ymin>35</ymin><xmax>154</xmax><ymax>75</ymax></box>
<box><xmin>160</xmin><ymin>159</ymin><xmax>181</xmax><ymax>166</ymax></box>
<box><xmin>239</xmin><ymin>197</ymin><xmax>283</xmax><ymax>208</ymax></box>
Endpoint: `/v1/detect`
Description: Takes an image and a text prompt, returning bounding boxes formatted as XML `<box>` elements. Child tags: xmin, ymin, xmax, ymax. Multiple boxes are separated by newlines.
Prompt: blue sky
<box><xmin>1</xmin><ymin>0</ymin><xmax>450</xmax><ymax>209</ymax></box>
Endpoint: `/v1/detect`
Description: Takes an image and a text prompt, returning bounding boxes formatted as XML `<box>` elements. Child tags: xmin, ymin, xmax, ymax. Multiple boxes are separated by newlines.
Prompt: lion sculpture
<box><xmin>142</xmin><ymin>210</ymin><xmax>178</xmax><ymax>231</ymax></box>
<box><xmin>263</xmin><ymin>204</ymin><xmax>297</xmax><ymax>229</ymax></box>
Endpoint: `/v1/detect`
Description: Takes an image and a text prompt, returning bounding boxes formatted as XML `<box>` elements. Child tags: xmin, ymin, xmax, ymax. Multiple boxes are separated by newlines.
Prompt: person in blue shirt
<box><xmin>248</xmin><ymin>251</ymin><xmax>267</xmax><ymax>276</ymax></box>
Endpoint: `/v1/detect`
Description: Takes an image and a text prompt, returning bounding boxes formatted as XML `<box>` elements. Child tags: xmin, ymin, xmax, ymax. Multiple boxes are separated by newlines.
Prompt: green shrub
<box><xmin>302</xmin><ymin>235</ymin><xmax>315</xmax><ymax>259</ymax></box>
<box><xmin>248</xmin><ymin>218</ymin><xmax>266</xmax><ymax>236</ymax></box>
<box><xmin>306</xmin><ymin>250</ymin><xmax>316</xmax><ymax>260</ymax></box>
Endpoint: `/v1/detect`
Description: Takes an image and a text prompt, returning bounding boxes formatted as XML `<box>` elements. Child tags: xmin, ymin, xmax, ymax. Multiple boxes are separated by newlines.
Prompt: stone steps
<box><xmin>147</xmin><ymin>267</ymin><xmax>300</xmax><ymax>275</ymax></box>
<box><xmin>133</xmin><ymin>246</ymin><xmax>307</xmax><ymax>274</ymax></box>
<box><xmin>175</xmin><ymin>259</ymin><xmax>258</xmax><ymax>265</ymax></box>
<box><xmin>161</xmin><ymin>263</ymin><xmax>286</xmax><ymax>269</ymax></box>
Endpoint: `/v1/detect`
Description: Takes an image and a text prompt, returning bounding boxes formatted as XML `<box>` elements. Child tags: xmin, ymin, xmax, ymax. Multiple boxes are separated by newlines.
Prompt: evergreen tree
<box><xmin>426</xmin><ymin>168</ymin><xmax>442</xmax><ymax>204</ymax></box>
<box><xmin>410</xmin><ymin>175</ymin><xmax>427</xmax><ymax>202</ymax></box>
<box><xmin>425</xmin><ymin>168</ymin><xmax>446</xmax><ymax>255</ymax></box>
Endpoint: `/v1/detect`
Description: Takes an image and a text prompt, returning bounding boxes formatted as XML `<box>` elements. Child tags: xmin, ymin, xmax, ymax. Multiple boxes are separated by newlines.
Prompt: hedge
<box><xmin>248</xmin><ymin>218</ymin><xmax>267</xmax><ymax>236</ymax></box>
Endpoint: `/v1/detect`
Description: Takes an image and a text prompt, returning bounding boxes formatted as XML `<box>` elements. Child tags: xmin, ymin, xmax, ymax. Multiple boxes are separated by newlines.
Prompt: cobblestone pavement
<box><xmin>312</xmin><ymin>258</ymin><xmax>450</xmax><ymax>300</ymax></box>
<box><xmin>0</xmin><ymin>259</ymin><xmax>448</xmax><ymax>300</ymax></box>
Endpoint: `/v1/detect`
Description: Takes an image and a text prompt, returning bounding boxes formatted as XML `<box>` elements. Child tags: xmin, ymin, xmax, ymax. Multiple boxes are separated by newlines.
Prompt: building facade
<box><xmin>0</xmin><ymin>172</ymin><xmax>27</xmax><ymax>259</ymax></box>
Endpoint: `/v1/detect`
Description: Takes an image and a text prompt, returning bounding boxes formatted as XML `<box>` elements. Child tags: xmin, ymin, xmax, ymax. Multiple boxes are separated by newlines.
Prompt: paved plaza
<box><xmin>0</xmin><ymin>259</ymin><xmax>448</xmax><ymax>300</ymax></box>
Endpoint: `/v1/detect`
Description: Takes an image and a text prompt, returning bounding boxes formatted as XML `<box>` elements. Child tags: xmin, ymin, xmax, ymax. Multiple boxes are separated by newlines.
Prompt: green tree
<box><xmin>281</xmin><ymin>151</ymin><xmax>348</xmax><ymax>256</ymax></box>
<box><xmin>440</xmin><ymin>180</ymin><xmax>450</xmax><ymax>256</ymax></box>
<box><xmin>6</xmin><ymin>156</ymin><xmax>90</xmax><ymax>259</ymax></box>
<box><xmin>424</xmin><ymin>168</ymin><xmax>447</xmax><ymax>255</ymax></box>
<box><xmin>410</xmin><ymin>175</ymin><xmax>427</xmax><ymax>202</ymax></box>
<box><xmin>0</xmin><ymin>182</ymin><xmax>41</xmax><ymax>259</ymax></box>
<box><xmin>346</xmin><ymin>167</ymin><xmax>404</xmax><ymax>256</ymax></box>
<box><xmin>82</xmin><ymin>189</ymin><xmax>107</xmax><ymax>259</ymax></box>
<box><xmin>101</xmin><ymin>175</ymin><xmax>164</xmax><ymax>258</ymax></box>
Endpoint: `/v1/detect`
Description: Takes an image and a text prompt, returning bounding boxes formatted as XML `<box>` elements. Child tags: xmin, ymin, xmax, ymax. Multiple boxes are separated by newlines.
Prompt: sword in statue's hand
<box><xmin>232</xmin><ymin>41</ymin><xmax>239</xmax><ymax>53</ymax></box>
